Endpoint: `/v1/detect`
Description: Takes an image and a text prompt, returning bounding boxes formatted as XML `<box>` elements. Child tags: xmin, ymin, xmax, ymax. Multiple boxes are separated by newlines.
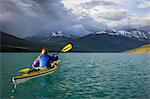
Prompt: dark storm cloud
<box><xmin>0</xmin><ymin>0</ymin><xmax>91</xmax><ymax>37</ymax></box>
<box><xmin>80</xmin><ymin>17</ymin><xmax>107</xmax><ymax>32</ymax></box>
<box><xmin>31</xmin><ymin>0</ymin><xmax>67</xmax><ymax>20</ymax></box>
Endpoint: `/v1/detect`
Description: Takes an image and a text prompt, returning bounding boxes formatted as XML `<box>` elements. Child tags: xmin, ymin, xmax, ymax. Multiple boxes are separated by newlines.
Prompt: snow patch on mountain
<box><xmin>51</xmin><ymin>31</ymin><xmax>66</xmax><ymax>37</ymax></box>
<box><xmin>96</xmin><ymin>29</ymin><xmax>150</xmax><ymax>41</ymax></box>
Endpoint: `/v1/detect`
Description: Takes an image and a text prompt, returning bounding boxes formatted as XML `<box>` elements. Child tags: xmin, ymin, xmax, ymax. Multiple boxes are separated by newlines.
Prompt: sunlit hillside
<box><xmin>127</xmin><ymin>44</ymin><xmax>150</xmax><ymax>53</ymax></box>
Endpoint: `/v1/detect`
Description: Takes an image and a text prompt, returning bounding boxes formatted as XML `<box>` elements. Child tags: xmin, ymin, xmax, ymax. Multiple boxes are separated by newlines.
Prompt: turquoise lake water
<box><xmin>1</xmin><ymin>53</ymin><xmax>150</xmax><ymax>99</ymax></box>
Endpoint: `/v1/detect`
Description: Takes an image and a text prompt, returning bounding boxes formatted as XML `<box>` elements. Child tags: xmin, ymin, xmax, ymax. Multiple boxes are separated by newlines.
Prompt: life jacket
<box><xmin>39</xmin><ymin>54</ymin><xmax>51</xmax><ymax>68</ymax></box>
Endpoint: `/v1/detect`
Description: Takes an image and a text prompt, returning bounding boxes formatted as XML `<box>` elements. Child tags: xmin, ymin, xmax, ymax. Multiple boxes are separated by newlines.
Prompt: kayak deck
<box><xmin>12</xmin><ymin>60</ymin><xmax>59</xmax><ymax>85</ymax></box>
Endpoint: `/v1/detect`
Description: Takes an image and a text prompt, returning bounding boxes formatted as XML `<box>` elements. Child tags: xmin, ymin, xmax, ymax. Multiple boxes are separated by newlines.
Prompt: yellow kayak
<box><xmin>12</xmin><ymin>60</ymin><xmax>60</xmax><ymax>85</ymax></box>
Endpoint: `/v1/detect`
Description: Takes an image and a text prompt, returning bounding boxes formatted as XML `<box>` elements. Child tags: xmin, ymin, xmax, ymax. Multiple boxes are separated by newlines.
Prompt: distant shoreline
<box><xmin>1</xmin><ymin>43</ymin><xmax>150</xmax><ymax>53</ymax></box>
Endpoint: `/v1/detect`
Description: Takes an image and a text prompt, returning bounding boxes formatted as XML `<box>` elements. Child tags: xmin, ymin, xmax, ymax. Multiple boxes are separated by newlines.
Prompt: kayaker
<box><xmin>32</xmin><ymin>48</ymin><xmax>57</xmax><ymax>70</ymax></box>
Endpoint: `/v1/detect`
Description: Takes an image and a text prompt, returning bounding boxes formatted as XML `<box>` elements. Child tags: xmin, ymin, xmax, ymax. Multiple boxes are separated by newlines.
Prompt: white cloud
<box><xmin>129</xmin><ymin>15</ymin><xmax>150</xmax><ymax>29</ymax></box>
<box><xmin>138</xmin><ymin>0</ymin><xmax>150</xmax><ymax>8</ymax></box>
<box><xmin>90</xmin><ymin>7</ymin><xmax>129</xmax><ymax>21</ymax></box>
<box><xmin>61</xmin><ymin>0</ymin><xmax>150</xmax><ymax>31</ymax></box>
<box><xmin>108</xmin><ymin>14</ymin><xmax>150</xmax><ymax>31</ymax></box>
<box><xmin>61</xmin><ymin>0</ymin><xmax>132</xmax><ymax>21</ymax></box>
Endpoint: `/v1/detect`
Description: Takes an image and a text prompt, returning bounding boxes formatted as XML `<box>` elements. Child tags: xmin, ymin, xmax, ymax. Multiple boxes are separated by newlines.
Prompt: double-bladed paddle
<box><xmin>19</xmin><ymin>43</ymin><xmax>73</xmax><ymax>73</ymax></box>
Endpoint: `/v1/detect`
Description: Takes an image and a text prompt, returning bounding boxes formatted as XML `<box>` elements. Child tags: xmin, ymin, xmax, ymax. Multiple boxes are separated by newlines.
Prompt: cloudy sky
<box><xmin>0</xmin><ymin>0</ymin><xmax>150</xmax><ymax>38</ymax></box>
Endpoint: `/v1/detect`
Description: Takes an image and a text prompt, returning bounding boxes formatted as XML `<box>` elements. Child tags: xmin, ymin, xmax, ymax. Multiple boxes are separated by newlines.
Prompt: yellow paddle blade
<box><xmin>61</xmin><ymin>43</ymin><xmax>73</xmax><ymax>52</ymax></box>
<box><xmin>19</xmin><ymin>68</ymin><xmax>30</xmax><ymax>73</ymax></box>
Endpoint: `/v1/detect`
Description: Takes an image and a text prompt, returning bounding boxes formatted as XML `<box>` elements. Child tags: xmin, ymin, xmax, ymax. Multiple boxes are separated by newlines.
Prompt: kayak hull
<box><xmin>12</xmin><ymin>60</ymin><xmax>59</xmax><ymax>85</ymax></box>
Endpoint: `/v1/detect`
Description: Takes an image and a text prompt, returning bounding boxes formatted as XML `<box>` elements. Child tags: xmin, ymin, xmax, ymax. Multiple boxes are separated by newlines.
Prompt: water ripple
<box><xmin>1</xmin><ymin>53</ymin><xmax>150</xmax><ymax>98</ymax></box>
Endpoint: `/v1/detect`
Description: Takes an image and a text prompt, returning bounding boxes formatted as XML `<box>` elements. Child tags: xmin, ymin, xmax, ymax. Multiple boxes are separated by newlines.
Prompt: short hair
<box><xmin>41</xmin><ymin>48</ymin><xmax>48</xmax><ymax>54</ymax></box>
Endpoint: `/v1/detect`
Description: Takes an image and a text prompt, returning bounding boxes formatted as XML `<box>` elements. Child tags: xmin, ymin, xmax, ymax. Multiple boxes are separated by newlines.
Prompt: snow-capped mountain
<box><xmin>96</xmin><ymin>29</ymin><xmax>150</xmax><ymax>41</ymax></box>
<box><xmin>50</xmin><ymin>31</ymin><xmax>72</xmax><ymax>37</ymax></box>
<box><xmin>41</xmin><ymin>31</ymin><xmax>78</xmax><ymax>42</ymax></box>
<box><xmin>51</xmin><ymin>31</ymin><xmax>66</xmax><ymax>37</ymax></box>
<box><xmin>48</xmin><ymin>31</ymin><xmax>80</xmax><ymax>39</ymax></box>
<box><xmin>44</xmin><ymin>31</ymin><xmax>69</xmax><ymax>42</ymax></box>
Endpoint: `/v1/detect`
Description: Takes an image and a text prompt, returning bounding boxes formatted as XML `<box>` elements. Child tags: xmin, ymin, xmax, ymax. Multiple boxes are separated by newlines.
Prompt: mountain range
<box><xmin>1</xmin><ymin>29</ymin><xmax>150</xmax><ymax>52</ymax></box>
<box><xmin>0</xmin><ymin>31</ymin><xmax>64</xmax><ymax>52</ymax></box>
